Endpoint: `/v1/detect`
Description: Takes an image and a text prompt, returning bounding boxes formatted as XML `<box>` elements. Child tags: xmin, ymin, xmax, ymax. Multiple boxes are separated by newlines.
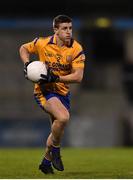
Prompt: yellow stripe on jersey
<box><xmin>34</xmin><ymin>92</ymin><xmax>47</xmax><ymax>109</ymax></box>
<box><xmin>24</xmin><ymin>35</ymin><xmax>85</xmax><ymax>96</ymax></box>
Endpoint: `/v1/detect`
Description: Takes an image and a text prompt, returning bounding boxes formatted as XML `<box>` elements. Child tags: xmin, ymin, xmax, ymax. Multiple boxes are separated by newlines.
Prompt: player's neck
<box><xmin>55</xmin><ymin>35</ymin><xmax>70</xmax><ymax>47</ymax></box>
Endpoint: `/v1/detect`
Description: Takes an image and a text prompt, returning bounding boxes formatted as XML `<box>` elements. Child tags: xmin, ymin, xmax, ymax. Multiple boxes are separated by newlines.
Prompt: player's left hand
<box><xmin>39</xmin><ymin>68</ymin><xmax>59</xmax><ymax>84</ymax></box>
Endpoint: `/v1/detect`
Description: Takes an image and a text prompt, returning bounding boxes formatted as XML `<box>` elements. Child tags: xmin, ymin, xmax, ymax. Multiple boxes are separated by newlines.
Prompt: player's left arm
<box><xmin>59</xmin><ymin>67</ymin><xmax>84</xmax><ymax>83</ymax></box>
<box><xmin>59</xmin><ymin>45</ymin><xmax>85</xmax><ymax>83</ymax></box>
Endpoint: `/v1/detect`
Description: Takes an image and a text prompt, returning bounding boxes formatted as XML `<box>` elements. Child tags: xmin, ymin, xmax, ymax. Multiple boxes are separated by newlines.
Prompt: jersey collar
<box><xmin>48</xmin><ymin>35</ymin><xmax>74</xmax><ymax>48</ymax></box>
<box><xmin>48</xmin><ymin>35</ymin><xmax>55</xmax><ymax>44</ymax></box>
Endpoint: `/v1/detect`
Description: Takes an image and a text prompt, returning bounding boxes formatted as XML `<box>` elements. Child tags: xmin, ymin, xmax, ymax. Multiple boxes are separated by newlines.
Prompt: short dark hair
<box><xmin>53</xmin><ymin>15</ymin><xmax>72</xmax><ymax>28</ymax></box>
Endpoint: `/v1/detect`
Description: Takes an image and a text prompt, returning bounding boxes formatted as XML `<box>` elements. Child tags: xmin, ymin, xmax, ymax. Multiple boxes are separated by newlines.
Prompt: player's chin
<box><xmin>65</xmin><ymin>37</ymin><xmax>71</xmax><ymax>42</ymax></box>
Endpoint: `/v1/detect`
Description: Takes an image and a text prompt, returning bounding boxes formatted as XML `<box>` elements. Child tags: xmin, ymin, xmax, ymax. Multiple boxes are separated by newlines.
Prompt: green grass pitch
<box><xmin>0</xmin><ymin>147</ymin><xmax>133</xmax><ymax>178</ymax></box>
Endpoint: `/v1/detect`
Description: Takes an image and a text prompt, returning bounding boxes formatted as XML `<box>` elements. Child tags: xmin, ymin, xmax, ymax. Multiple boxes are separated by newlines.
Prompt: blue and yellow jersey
<box><xmin>23</xmin><ymin>35</ymin><xmax>85</xmax><ymax>96</ymax></box>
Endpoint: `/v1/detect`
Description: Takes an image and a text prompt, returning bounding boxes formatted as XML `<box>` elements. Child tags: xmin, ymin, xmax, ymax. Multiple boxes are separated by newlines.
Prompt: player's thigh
<box><xmin>44</xmin><ymin>97</ymin><xmax>70</xmax><ymax>123</ymax></box>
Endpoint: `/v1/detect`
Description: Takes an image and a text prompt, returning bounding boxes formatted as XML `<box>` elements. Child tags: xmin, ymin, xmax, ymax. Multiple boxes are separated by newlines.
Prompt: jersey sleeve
<box><xmin>23</xmin><ymin>37</ymin><xmax>39</xmax><ymax>54</ymax></box>
<box><xmin>72</xmin><ymin>44</ymin><xmax>85</xmax><ymax>68</ymax></box>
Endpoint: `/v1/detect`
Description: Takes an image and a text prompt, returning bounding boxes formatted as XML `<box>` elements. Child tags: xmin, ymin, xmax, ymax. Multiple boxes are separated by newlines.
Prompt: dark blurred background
<box><xmin>0</xmin><ymin>0</ymin><xmax>132</xmax><ymax>18</ymax></box>
<box><xmin>0</xmin><ymin>0</ymin><xmax>133</xmax><ymax>147</ymax></box>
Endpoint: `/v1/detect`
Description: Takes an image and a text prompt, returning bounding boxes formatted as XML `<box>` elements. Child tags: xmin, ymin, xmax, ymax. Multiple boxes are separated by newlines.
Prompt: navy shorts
<box><xmin>34</xmin><ymin>91</ymin><xmax>70</xmax><ymax>111</ymax></box>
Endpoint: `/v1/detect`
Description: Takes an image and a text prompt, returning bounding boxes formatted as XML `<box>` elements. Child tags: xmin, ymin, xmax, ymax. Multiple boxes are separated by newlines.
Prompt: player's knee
<box><xmin>58</xmin><ymin>111</ymin><xmax>70</xmax><ymax>125</ymax></box>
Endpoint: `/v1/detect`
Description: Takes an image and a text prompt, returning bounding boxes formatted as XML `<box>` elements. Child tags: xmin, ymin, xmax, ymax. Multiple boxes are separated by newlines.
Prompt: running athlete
<box><xmin>19</xmin><ymin>15</ymin><xmax>85</xmax><ymax>174</ymax></box>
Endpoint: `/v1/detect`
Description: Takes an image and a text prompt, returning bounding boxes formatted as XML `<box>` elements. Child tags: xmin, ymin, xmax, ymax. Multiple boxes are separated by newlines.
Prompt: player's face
<box><xmin>56</xmin><ymin>22</ymin><xmax>72</xmax><ymax>43</ymax></box>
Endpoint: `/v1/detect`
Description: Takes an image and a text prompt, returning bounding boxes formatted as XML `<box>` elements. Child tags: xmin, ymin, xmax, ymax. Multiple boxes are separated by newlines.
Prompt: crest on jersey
<box><xmin>66</xmin><ymin>55</ymin><xmax>72</xmax><ymax>63</ymax></box>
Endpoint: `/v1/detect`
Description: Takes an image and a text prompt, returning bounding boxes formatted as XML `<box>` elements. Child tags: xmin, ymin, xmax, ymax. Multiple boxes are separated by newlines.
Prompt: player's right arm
<box><xmin>19</xmin><ymin>45</ymin><xmax>30</xmax><ymax>64</ymax></box>
<box><xmin>19</xmin><ymin>37</ymin><xmax>39</xmax><ymax>64</ymax></box>
<box><xmin>19</xmin><ymin>44</ymin><xmax>33</xmax><ymax>79</ymax></box>
<box><xmin>19</xmin><ymin>38</ymin><xmax>39</xmax><ymax>79</ymax></box>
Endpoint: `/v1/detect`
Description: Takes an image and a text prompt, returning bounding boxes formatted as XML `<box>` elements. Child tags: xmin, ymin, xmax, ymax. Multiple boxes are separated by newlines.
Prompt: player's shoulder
<box><xmin>34</xmin><ymin>36</ymin><xmax>51</xmax><ymax>45</ymax></box>
<box><xmin>72</xmin><ymin>39</ymin><xmax>85</xmax><ymax>58</ymax></box>
<box><xmin>73</xmin><ymin>39</ymin><xmax>83</xmax><ymax>50</ymax></box>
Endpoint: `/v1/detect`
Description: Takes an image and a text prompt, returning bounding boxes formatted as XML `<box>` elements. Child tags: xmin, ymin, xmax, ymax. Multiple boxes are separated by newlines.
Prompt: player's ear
<box><xmin>53</xmin><ymin>27</ymin><xmax>58</xmax><ymax>34</ymax></box>
<box><xmin>53</xmin><ymin>28</ymin><xmax>57</xmax><ymax>33</ymax></box>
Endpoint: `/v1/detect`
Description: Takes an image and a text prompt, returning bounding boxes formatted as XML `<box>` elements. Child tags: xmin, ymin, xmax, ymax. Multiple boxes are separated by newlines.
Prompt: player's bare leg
<box><xmin>45</xmin><ymin>133</ymin><xmax>53</xmax><ymax>160</ymax></box>
<box><xmin>43</xmin><ymin>115</ymin><xmax>59</xmax><ymax>160</ymax></box>
<box><xmin>44</xmin><ymin>97</ymin><xmax>70</xmax><ymax>171</ymax></box>
<box><xmin>39</xmin><ymin>100</ymin><xmax>69</xmax><ymax>173</ymax></box>
<box><xmin>39</xmin><ymin>129</ymin><xmax>53</xmax><ymax>174</ymax></box>
<box><xmin>45</xmin><ymin>97</ymin><xmax>69</xmax><ymax>147</ymax></box>
<box><xmin>39</xmin><ymin>134</ymin><xmax>54</xmax><ymax>174</ymax></box>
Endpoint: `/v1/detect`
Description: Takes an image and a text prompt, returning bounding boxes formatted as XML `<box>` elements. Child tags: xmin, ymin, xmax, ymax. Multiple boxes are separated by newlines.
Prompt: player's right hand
<box><xmin>39</xmin><ymin>68</ymin><xmax>59</xmax><ymax>84</ymax></box>
<box><xmin>24</xmin><ymin>61</ymin><xmax>32</xmax><ymax>79</ymax></box>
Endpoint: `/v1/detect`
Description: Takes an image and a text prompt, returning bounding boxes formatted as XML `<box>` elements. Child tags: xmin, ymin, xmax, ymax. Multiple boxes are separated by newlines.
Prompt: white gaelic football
<box><xmin>27</xmin><ymin>61</ymin><xmax>47</xmax><ymax>82</ymax></box>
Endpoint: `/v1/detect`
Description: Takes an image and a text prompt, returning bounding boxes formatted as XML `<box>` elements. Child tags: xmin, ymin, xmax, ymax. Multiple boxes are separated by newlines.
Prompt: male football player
<box><xmin>19</xmin><ymin>15</ymin><xmax>85</xmax><ymax>174</ymax></box>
